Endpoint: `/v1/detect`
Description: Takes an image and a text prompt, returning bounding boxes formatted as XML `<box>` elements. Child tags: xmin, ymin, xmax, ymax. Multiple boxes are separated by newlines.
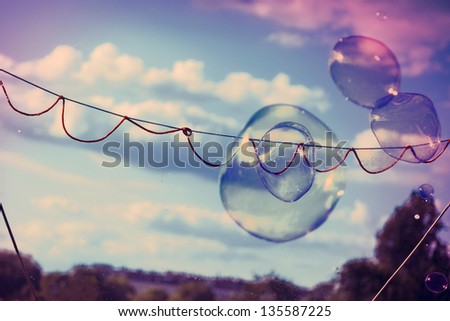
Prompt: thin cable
<box><xmin>372</xmin><ymin>201</ymin><xmax>450</xmax><ymax>301</ymax></box>
<box><xmin>0</xmin><ymin>203</ymin><xmax>38</xmax><ymax>301</ymax></box>
<box><xmin>1</xmin><ymin>69</ymin><xmax>449</xmax><ymax>173</ymax></box>
<box><xmin>0</xmin><ymin>68</ymin><xmax>445</xmax><ymax>148</ymax></box>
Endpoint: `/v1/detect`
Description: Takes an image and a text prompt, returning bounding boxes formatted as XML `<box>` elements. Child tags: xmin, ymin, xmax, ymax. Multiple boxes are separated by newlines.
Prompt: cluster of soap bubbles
<box><xmin>329</xmin><ymin>35</ymin><xmax>442</xmax><ymax>164</ymax></box>
<box><xmin>219</xmin><ymin>35</ymin><xmax>443</xmax><ymax>243</ymax></box>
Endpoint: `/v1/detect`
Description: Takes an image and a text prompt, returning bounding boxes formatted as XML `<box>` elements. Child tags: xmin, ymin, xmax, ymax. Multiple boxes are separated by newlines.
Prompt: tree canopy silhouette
<box><xmin>0</xmin><ymin>250</ymin><xmax>41</xmax><ymax>300</ymax></box>
<box><xmin>0</xmin><ymin>190</ymin><xmax>448</xmax><ymax>301</ymax></box>
<box><xmin>330</xmin><ymin>191</ymin><xmax>450</xmax><ymax>300</ymax></box>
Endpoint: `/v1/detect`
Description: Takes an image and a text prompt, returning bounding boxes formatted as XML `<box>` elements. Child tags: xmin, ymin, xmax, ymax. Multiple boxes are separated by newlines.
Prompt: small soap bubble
<box><xmin>375</xmin><ymin>10</ymin><xmax>388</xmax><ymax>21</ymax></box>
<box><xmin>414</xmin><ymin>214</ymin><xmax>420</xmax><ymax>220</ymax></box>
<box><xmin>256</xmin><ymin>121</ymin><xmax>315</xmax><ymax>203</ymax></box>
<box><xmin>418</xmin><ymin>183</ymin><xmax>434</xmax><ymax>200</ymax></box>
<box><xmin>425</xmin><ymin>272</ymin><xmax>449</xmax><ymax>294</ymax></box>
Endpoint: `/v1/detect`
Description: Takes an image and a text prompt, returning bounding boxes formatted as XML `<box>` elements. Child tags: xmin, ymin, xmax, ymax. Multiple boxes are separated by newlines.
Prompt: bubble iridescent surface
<box><xmin>329</xmin><ymin>35</ymin><xmax>401</xmax><ymax>108</ymax></box>
<box><xmin>219</xmin><ymin>104</ymin><xmax>347</xmax><ymax>242</ymax></box>
<box><xmin>370</xmin><ymin>93</ymin><xmax>441</xmax><ymax>163</ymax></box>
<box><xmin>425</xmin><ymin>272</ymin><xmax>449</xmax><ymax>294</ymax></box>
<box><xmin>418</xmin><ymin>184</ymin><xmax>435</xmax><ymax>200</ymax></box>
<box><xmin>256</xmin><ymin>121</ymin><xmax>315</xmax><ymax>203</ymax></box>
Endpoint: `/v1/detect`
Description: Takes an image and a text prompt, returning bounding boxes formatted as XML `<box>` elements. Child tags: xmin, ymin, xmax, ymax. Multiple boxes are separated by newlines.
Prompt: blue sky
<box><xmin>0</xmin><ymin>0</ymin><xmax>449</xmax><ymax>287</ymax></box>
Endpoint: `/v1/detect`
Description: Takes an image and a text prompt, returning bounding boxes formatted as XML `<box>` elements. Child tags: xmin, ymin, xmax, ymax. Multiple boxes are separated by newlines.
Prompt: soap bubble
<box><xmin>418</xmin><ymin>183</ymin><xmax>434</xmax><ymax>201</ymax></box>
<box><xmin>425</xmin><ymin>272</ymin><xmax>449</xmax><ymax>294</ymax></box>
<box><xmin>219</xmin><ymin>104</ymin><xmax>347</xmax><ymax>242</ymax></box>
<box><xmin>370</xmin><ymin>93</ymin><xmax>441</xmax><ymax>163</ymax></box>
<box><xmin>375</xmin><ymin>10</ymin><xmax>388</xmax><ymax>21</ymax></box>
<box><xmin>256</xmin><ymin>121</ymin><xmax>315</xmax><ymax>203</ymax></box>
<box><xmin>329</xmin><ymin>35</ymin><xmax>401</xmax><ymax>108</ymax></box>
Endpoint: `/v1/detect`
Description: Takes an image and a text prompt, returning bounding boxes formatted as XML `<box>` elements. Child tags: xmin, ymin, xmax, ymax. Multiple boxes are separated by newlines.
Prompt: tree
<box><xmin>302</xmin><ymin>280</ymin><xmax>336</xmax><ymax>301</ymax></box>
<box><xmin>170</xmin><ymin>281</ymin><xmax>215</xmax><ymax>301</ymax></box>
<box><xmin>331</xmin><ymin>191</ymin><xmax>450</xmax><ymax>300</ymax></box>
<box><xmin>133</xmin><ymin>287</ymin><xmax>169</xmax><ymax>301</ymax></box>
<box><xmin>40</xmin><ymin>266</ymin><xmax>135</xmax><ymax>300</ymax></box>
<box><xmin>232</xmin><ymin>273</ymin><xmax>306</xmax><ymax>300</ymax></box>
<box><xmin>0</xmin><ymin>250</ymin><xmax>41</xmax><ymax>300</ymax></box>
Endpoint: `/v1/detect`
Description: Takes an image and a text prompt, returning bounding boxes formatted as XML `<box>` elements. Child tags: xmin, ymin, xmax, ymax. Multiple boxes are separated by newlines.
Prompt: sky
<box><xmin>0</xmin><ymin>0</ymin><xmax>449</xmax><ymax>287</ymax></box>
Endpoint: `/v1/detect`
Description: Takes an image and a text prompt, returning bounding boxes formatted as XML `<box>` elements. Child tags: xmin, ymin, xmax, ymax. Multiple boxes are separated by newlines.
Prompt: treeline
<box><xmin>0</xmin><ymin>191</ymin><xmax>449</xmax><ymax>300</ymax></box>
<box><xmin>0</xmin><ymin>253</ymin><xmax>308</xmax><ymax>300</ymax></box>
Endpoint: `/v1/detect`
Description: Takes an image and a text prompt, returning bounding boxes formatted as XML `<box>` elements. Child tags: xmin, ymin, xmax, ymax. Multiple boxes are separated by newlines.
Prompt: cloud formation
<box><xmin>74</xmin><ymin>43</ymin><xmax>145</xmax><ymax>84</ymax></box>
<box><xmin>15</xmin><ymin>45</ymin><xmax>82</xmax><ymax>81</ymax></box>
<box><xmin>266</xmin><ymin>31</ymin><xmax>308</xmax><ymax>48</ymax></box>
<box><xmin>1</xmin><ymin>42</ymin><xmax>330</xmax><ymax>144</ymax></box>
<box><xmin>200</xmin><ymin>0</ymin><xmax>450</xmax><ymax>77</ymax></box>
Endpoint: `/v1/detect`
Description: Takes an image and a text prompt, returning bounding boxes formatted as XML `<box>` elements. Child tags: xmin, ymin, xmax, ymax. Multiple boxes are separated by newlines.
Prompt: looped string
<box><xmin>0</xmin><ymin>69</ymin><xmax>448</xmax><ymax>173</ymax></box>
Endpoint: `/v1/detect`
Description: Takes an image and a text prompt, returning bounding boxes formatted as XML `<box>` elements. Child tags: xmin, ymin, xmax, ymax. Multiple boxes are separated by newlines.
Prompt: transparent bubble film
<box><xmin>256</xmin><ymin>121</ymin><xmax>315</xmax><ymax>203</ymax></box>
<box><xmin>370</xmin><ymin>93</ymin><xmax>441</xmax><ymax>163</ymax></box>
<box><xmin>329</xmin><ymin>35</ymin><xmax>401</xmax><ymax>108</ymax></box>
<box><xmin>425</xmin><ymin>272</ymin><xmax>449</xmax><ymax>294</ymax></box>
<box><xmin>418</xmin><ymin>184</ymin><xmax>435</xmax><ymax>201</ymax></box>
<box><xmin>219</xmin><ymin>104</ymin><xmax>347</xmax><ymax>242</ymax></box>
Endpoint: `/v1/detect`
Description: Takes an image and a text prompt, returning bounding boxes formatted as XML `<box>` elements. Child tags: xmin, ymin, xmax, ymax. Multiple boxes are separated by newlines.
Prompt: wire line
<box><xmin>372</xmin><ymin>201</ymin><xmax>450</xmax><ymax>301</ymax></box>
<box><xmin>1</xmin><ymin>69</ymin><xmax>448</xmax><ymax>173</ymax></box>
<box><xmin>0</xmin><ymin>203</ymin><xmax>38</xmax><ymax>300</ymax></box>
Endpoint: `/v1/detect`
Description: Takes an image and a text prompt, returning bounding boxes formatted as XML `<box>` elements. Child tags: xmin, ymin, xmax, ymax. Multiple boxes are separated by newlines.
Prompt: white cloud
<box><xmin>49</xmin><ymin>100</ymin><xmax>89</xmax><ymax>138</ymax></box>
<box><xmin>141</xmin><ymin>59</ymin><xmax>212</xmax><ymax>92</ymax></box>
<box><xmin>117</xmin><ymin>200</ymin><xmax>233</xmax><ymax>229</ymax></box>
<box><xmin>89</xmin><ymin>95</ymin><xmax>115</xmax><ymax>109</ymax></box>
<box><xmin>14</xmin><ymin>45</ymin><xmax>82</xmax><ymax>80</ymax></box>
<box><xmin>332</xmin><ymin>200</ymin><xmax>368</xmax><ymax>225</ymax></box>
<box><xmin>115</xmin><ymin>99</ymin><xmax>183</xmax><ymax>120</ymax></box>
<box><xmin>1</xmin><ymin>42</ymin><xmax>329</xmax><ymax>148</ymax></box>
<box><xmin>259</xmin><ymin>73</ymin><xmax>330</xmax><ymax>111</ymax></box>
<box><xmin>349</xmin><ymin>128</ymin><xmax>401</xmax><ymax>173</ymax></box>
<box><xmin>186</xmin><ymin>105</ymin><xmax>238</xmax><ymax>129</ymax></box>
<box><xmin>213</xmin><ymin>71</ymin><xmax>329</xmax><ymax>111</ymax></box>
<box><xmin>18</xmin><ymin>220</ymin><xmax>48</xmax><ymax>240</ymax></box>
<box><xmin>32</xmin><ymin>195</ymin><xmax>78</xmax><ymax>213</ymax></box>
<box><xmin>348</xmin><ymin>129</ymin><xmax>435</xmax><ymax>185</ymax></box>
<box><xmin>202</xmin><ymin>0</ymin><xmax>450</xmax><ymax>77</ymax></box>
<box><xmin>214</xmin><ymin>71</ymin><xmax>266</xmax><ymax>102</ymax></box>
<box><xmin>74</xmin><ymin>43</ymin><xmax>145</xmax><ymax>84</ymax></box>
<box><xmin>352</xmin><ymin>128</ymin><xmax>380</xmax><ymax>148</ymax></box>
<box><xmin>142</xmin><ymin>58</ymin><xmax>329</xmax><ymax>111</ymax></box>
<box><xmin>5</xmin><ymin>86</ymin><xmax>57</xmax><ymax>114</ymax></box>
<box><xmin>171</xmin><ymin>60</ymin><xmax>212</xmax><ymax>92</ymax></box>
<box><xmin>266</xmin><ymin>31</ymin><xmax>308</xmax><ymax>48</ymax></box>
<box><xmin>349</xmin><ymin>200</ymin><xmax>368</xmax><ymax>224</ymax></box>
<box><xmin>0</xmin><ymin>53</ymin><xmax>14</xmax><ymax>69</ymax></box>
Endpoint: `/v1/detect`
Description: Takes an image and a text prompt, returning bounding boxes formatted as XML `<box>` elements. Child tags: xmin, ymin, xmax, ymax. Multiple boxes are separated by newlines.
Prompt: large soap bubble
<box><xmin>256</xmin><ymin>121</ymin><xmax>315</xmax><ymax>203</ymax></box>
<box><xmin>370</xmin><ymin>93</ymin><xmax>441</xmax><ymax>163</ymax></box>
<box><xmin>329</xmin><ymin>35</ymin><xmax>401</xmax><ymax>108</ymax></box>
<box><xmin>219</xmin><ymin>104</ymin><xmax>347</xmax><ymax>242</ymax></box>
